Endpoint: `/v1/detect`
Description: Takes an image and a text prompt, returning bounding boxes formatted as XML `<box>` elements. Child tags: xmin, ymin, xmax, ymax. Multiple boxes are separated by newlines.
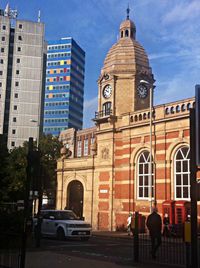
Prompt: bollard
<box><xmin>184</xmin><ymin>221</ymin><xmax>191</xmax><ymax>268</ymax></box>
<box><xmin>133</xmin><ymin>211</ymin><xmax>139</xmax><ymax>262</ymax></box>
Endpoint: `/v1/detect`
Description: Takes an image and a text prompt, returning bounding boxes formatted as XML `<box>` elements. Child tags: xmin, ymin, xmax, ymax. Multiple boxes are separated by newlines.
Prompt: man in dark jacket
<box><xmin>146</xmin><ymin>207</ymin><xmax>162</xmax><ymax>259</ymax></box>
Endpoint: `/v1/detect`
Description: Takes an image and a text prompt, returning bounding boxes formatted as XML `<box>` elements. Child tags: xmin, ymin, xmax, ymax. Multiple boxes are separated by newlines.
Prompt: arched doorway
<box><xmin>67</xmin><ymin>180</ymin><xmax>83</xmax><ymax>218</ymax></box>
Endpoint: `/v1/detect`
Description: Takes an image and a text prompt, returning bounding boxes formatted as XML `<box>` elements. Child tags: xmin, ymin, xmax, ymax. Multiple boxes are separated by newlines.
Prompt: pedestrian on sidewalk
<box><xmin>163</xmin><ymin>213</ymin><xmax>170</xmax><ymax>237</ymax></box>
<box><xmin>127</xmin><ymin>213</ymin><xmax>132</xmax><ymax>236</ymax></box>
<box><xmin>146</xmin><ymin>207</ymin><xmax>162</xmax><ymax>259</ymax></box>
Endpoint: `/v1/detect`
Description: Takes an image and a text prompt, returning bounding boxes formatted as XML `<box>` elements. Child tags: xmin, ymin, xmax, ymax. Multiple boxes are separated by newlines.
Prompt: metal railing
<box><xmin>139</xmin><ymin>232</ymin><xmax>187</xmax><ymax>267</ymax></box>
<box><xmin>95</xmin><ymin>109</ymin><xmax>113</xmax><ymax>119</ymax></box>
<box><xmin>0</xmin><ymin>233</ymin><xmax>21</xmax><ymax>268</ymax></box>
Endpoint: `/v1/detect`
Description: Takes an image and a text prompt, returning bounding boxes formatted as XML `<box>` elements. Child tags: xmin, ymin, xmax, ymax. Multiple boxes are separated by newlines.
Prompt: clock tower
<box><xmin>94</xmin><ymin>8</ymin><xmax>155</xmax><ymax>125</ymax></box>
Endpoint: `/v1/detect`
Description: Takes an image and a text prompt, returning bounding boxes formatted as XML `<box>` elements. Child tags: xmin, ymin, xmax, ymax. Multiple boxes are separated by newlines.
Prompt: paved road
<box><xmin>25</xmin><ymin>234</ymin><xmax>184</xmax><ymax>268</ymax></box>
<box><xmin>28</xmin><ymin>235</ymin><xmax>134</xmax><ymax>266</ymax></box>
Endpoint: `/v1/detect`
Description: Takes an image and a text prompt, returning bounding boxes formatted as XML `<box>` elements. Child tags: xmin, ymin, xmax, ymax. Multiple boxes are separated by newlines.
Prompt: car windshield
<box><xmin>55</xmin><ymin>211</ymin><xmax>79</xmax><ymax>220</ymax></box>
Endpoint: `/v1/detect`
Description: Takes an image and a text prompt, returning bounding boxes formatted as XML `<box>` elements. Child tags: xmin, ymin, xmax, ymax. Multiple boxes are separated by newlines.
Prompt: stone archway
<box><xmin>67</xmin><ymin>180</ymin><xmax>84</xmax><ymax>218</ymax></box>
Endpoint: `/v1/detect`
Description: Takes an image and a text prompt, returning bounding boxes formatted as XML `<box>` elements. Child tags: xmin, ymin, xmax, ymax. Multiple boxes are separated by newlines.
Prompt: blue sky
<box><xmin>1</xmin><ymin>0</ymin><xmax>200</xmax><ymax>128</ymax></box>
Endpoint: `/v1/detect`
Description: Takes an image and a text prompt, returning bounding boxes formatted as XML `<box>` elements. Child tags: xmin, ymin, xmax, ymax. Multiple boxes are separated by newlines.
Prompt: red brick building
<box><xmin>56</xmin><ymin>13</ymin><xmax>199</xmax><ymax>231</ymax></box>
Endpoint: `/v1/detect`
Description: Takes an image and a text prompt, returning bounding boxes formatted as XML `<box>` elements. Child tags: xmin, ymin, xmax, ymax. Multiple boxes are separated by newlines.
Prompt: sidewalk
<box><xmin>92</xmin><ymin>230</ymin><xmax>134</xmax><ymax>239</ymax></box>
<box><xmin>26</xmin><ymin>250</ymin><xmax>177</xmax><ymax>268</ymax></box>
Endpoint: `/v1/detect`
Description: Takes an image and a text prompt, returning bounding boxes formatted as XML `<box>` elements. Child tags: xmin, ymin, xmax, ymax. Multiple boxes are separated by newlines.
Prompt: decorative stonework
<box><xmin>101</xmin><ymin>147</ymin><xmax>109</xmax><ymax>160</ymax></box>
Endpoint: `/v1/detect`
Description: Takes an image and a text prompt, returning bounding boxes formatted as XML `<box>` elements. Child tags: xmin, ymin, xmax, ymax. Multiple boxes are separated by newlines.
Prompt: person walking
<box><xmin>163</xmin><ymin>213</ymin><xmax>170</xmax><ymax>237</ymax></box>
<box><xmin>127</xmin><ymin>213</ymin><xmax>132</xmax><ymax>236</ymax></box>
<box><xmin>146</xmin><ymin>207</ymin><xmax>162</xmax><ymax>259</ymax></box>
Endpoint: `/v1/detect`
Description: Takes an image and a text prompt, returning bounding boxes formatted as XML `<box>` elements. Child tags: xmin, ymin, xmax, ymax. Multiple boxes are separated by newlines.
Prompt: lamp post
<box><xmin>30</xmin><ymin>119</ymin><xmax>40</xmax><ymax>148</ymax></box>
<box><xmin>139</xmin><ymin>80</ymin><xmax>154</xmax><ymax>212</ymax></box>
<box><xmin>30</xmin><ymin>119</ymin><xmax>40</xmax><ymax>214</ymax></box>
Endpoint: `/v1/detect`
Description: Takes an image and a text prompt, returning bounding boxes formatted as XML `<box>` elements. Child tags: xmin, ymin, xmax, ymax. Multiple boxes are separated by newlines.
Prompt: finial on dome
<box><xmin>126</xmin><ymin>4</ymin><xmax>130</xmax><ymax>20</ymax></box>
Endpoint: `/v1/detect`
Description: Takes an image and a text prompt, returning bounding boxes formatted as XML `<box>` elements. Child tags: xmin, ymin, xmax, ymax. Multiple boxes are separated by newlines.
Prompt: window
<box><xmin>14</xmin><ymin>105</ymin><xmax>17</xmax><ymax>110</ymax></box>
<box><xmin>13</xmin><ymin>117</ymin><xmax>16</xmax><ymax>122</ymax></box>
<box><xmin>14</xmin><ymin>93</ymin><xmax>18</xmax><ymax>98</ymax></box>
<box><xmin>84</xmin><ymin>139</ymin><xmax>88</xmax><ymax>156</ymax></box>
<box><xmin>16</xmin><ymin>70</ymin><xmax>19</xmax><ymax>75</ymax></box>
<box><xmin>15</xmin><ymin>82</ymin><xmax>19</xmax><ymax>87</ymax></box>
<box><xmin>0</xmin><ymin>82</ymin><xmax>2</xmax><ymax>87</ymax></box>
<box><xmin>165</xmin><ymin>108</ymin><xmax>169</xmax><ymax>115</ymax></box>
<box><xmin>19</xmin><ymin>24</ymin><xmax>23</xmax><ymax>29</ymax></box>
<box><xmin>137</xmin><ymin>151</ymin><xmax>154</xmax><ymax>199</ymax></box>
<box><xmin>91</xmin><ymin>136</ymin><xmax>95</xmax><ymax>145</ymax></box>
<box><xmin>0</xmin><ymin>71</ymin><xmax>3</xmax><ymax>75</ymax></box>
<box><xmin>181</xmin><ymin>104</ymin><xmax>186</xmax><ymax>112</ymax></box>
<box><xmin>2</xmin><ymin>36</ymin><xmax>5</xmax><ymax>41</ymax></box>
<box><xmin>11</xmin><ymin>141</ymin><xmax>15</xmax><ymax>147</ymax></box>
<box><xmin>17</xmin><ymin>58</ymin><xmax>20</xmax><ymax>63</ymax></box>
<box><xmin>174</xmin><ymin>146</ymin><xmax>190</xmax><ymax>199</ymax></box>
<box><xmin>103</xmin><ymin>102</ymin><xmax>111</xmax><ymax>116</ymax></box>
<box><xmin>176</xmin><ymin>105</ymin><xmax>180</xmax><ymax>113</ymax></box>
<box><xmin>1</xmin><ymin>48</ymin><xmax>4</xmax><ymax>53</ymax></box>
<box><xmin>18</xmin><ymin>36</ymin><xmax>22</xmax><ymax>41</ymax></box>
<box><xmin>12</xmin><ymin>129</ymin><xmax>16</xmax><ymax>134</ymax></box>
<box><xmin>2</xmin><ymin>25</ymin><xmax>6</xmax><ymax>30</ymax></box>
<box><xmin>0</xmin><ymin>59</ymin><xmax>3</xmax><ymax>64</ymax></box>
<box><xmin>77</xmin><ymin>140</ymin><xmax>82</xmax><ymax>157</ymax></box>
<box><xmin>17</xmin><ymin>47</ymin><xmax>21</xmax><ymax>52</ymax></box>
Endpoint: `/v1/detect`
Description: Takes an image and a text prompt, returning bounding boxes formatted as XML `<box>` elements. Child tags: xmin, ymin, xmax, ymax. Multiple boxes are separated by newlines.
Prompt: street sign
<box><xmin>195</xmin><ymin>85</ymin><xmax>200</xmax><ymax>166</ymax></box>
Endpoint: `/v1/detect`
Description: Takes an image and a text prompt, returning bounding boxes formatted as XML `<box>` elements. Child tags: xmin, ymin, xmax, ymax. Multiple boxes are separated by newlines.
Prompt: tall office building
<box><xmin>0</xmin><ymin>4</ymin><xmax>46</xmax><ymax>149</ymax></box>
<box><xmin>43</xmin><ymin>38</ymin><xmax>85</xmax><ymax>136</ymax></box>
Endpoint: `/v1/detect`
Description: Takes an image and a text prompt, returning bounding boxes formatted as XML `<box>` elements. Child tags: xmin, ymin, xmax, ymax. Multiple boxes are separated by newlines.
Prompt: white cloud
<box><xmin>162</xmin><ymin>1</ymin><xmax>200</xmax><ymax>24</ymax></box>
<box><xmin>84</xmin><ymin>96</ymin><xmax>98</xmax><ymax>110</ymax></box>
<box><xmin>83</xmin><ymin>96</ymin><xmax>98</xmax><ymax>128</ymax></box>
<box><xmin>149</xmin><ymin>52</ymin><xmax>175</xmax><ymax>60</ymax></box>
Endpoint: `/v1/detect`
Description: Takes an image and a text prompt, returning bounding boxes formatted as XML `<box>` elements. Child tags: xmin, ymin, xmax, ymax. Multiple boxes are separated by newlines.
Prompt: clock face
<box><xmin>137</xmin><ymin>84</ymin><xmax>148</xmax><ymax>99</ymax></box>
<box><xmin>103</xmin><ymin>84</ymin><xmax>112</xmax><ymax>99</ymax></box>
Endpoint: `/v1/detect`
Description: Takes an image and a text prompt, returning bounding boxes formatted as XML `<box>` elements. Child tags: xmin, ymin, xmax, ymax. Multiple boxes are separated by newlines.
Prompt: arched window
<box><xmin>174</xmin><ymin>146</ymin><xmax>190</xmax><ymax>199</ymax></box>
<box><xmin>130</xmin><ymin>116</ymin><xmax>133</xmax><ymax>123</ymax></box>
<box><xmin>134</xmin><ymin>115</ymin><xmax>138</xmax><ymax>122</ymax></box>
<box><xmin>170</xmin><ymin>106</ymin><xmax>174</xmax><ymax>114</ymax></box>
<box><xmin>103</xmin><ymin>102</ymin><xmax>111</xmax><ymax>116</ymax></box>
<box><xmin>121</xmin><ymin>31</ymin><xmax>123</xmax><ymax>38</ymax></box>
<box><xmin>187</xmin><ymin>103</ymin><xmax>191</xmax><ymax>110</ymax></box>
<box><xmin>165</xmin><ymin>108</ymin><xmax>169</xmax><ymax>115</ymax></box>
<box><xmin>176</xmin><ymin>105</ymin><xmax>180</xmax><ymax>113</ymax></box>
<box><xmin>125</xmin><ymin>29</ymin><xmax>129</xmax><ymax>37</ymax></box>
<box><xmin>137</xmin><ymin>151</ymin><xmax>154</xmax><ymax>199</ymax></box>
<box><xmin>181</xmin><ymin>104</ymin><xmax>186</xmax><ymax>112</ymax></box>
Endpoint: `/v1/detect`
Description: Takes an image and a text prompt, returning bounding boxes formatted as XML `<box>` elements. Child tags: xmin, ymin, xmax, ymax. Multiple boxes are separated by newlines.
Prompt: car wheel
<box><xmin>57</xmin><ymin>228</ymin><xmax>65</xmax><ymax>240</ymax></box>
<box><xmin>81</xmin><ymin>237</ymin><xmax>89</xmax><ymax>241</ymax></box>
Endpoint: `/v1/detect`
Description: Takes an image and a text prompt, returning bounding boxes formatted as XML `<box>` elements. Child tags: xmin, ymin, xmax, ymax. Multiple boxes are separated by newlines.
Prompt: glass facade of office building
<box><xmin>43</xmin><ymin>38</ymin><xmax>85</xmax><ymax>136</ymax></box>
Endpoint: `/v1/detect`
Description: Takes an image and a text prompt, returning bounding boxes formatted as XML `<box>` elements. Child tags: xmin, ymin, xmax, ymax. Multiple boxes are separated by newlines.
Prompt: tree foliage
<box><xmin>0</xmin><ymin>135</ymin><xmax>10</xmax><ymax>201</ymax></box>
<box><xmin>38</xmin><ymin>134</ymin><xmax>63</xmax><ymax>195</ymax></box>
<box><xmin>0</xmin><ymin>134</ymin><xmax>63</xmax><ymax>202</ymax></box>
<box><xmin>6</xmin><ymin>146</ymin><xmax>27</xmax><ymax>201</ymax></box>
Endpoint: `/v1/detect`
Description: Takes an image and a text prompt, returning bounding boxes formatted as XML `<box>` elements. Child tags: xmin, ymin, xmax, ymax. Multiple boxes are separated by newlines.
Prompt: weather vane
<box><xmin>126</xmin><ymin>3</ymin><xmax>130</xmax><ymax>20</ymax></box>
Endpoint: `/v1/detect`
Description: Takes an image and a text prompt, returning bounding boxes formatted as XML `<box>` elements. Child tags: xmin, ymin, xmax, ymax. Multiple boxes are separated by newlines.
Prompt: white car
<box><xmin>34</xmin><ymin>210</ymin><xmax>92</xmax><ymax>241</ymax></box>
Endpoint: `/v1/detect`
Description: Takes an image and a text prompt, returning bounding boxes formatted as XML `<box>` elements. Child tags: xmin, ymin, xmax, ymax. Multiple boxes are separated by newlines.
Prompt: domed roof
<box><xmin>120</xmin><ymin>19</ymin><xmax>136</xmax><ymax>33</ymax></box>
<box><xmin>101</xmin><ymin>18</ymin><xmax>152</xmax><ymax>76</ymax></box>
